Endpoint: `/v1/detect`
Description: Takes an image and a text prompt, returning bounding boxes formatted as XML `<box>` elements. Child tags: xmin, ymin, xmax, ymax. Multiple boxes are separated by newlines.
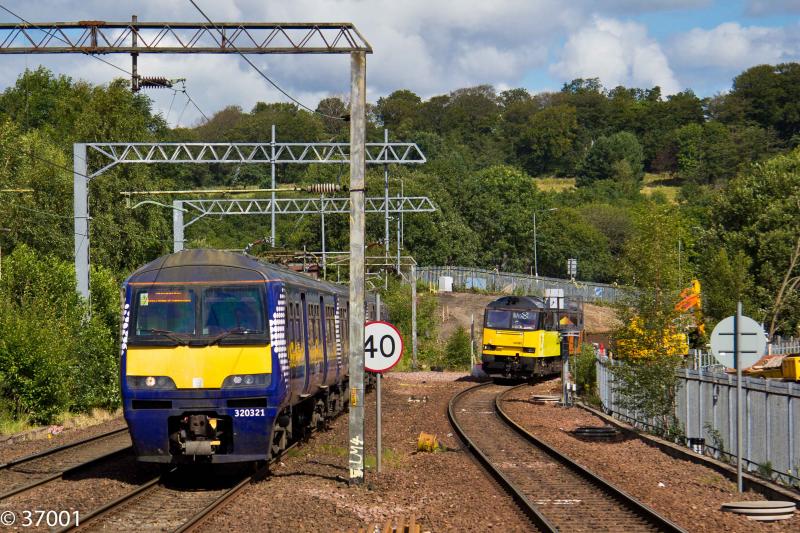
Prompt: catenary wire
<box><xmin>187</xmin><ymin>0</ymin><xmax>346</xmax><ymax>122</ymax></box>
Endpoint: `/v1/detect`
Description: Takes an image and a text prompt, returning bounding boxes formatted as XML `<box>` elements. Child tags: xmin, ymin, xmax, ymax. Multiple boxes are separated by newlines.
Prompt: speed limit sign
<box><xmin>364</xmin><ymin>321</ymin><xmax>404</xmax><ymax>373</ymax></box>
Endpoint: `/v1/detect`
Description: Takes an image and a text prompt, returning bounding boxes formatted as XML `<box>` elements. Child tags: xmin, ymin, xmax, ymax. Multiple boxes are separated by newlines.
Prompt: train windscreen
<box><xmin>485</xmin><ymin>309</ymin><xmax>540</xmax><ymax>330</ymax></box>
<box><xmin>130</xmin><ymin>285</ymin><xmax>268</xmax><ymax>345</ymax></box>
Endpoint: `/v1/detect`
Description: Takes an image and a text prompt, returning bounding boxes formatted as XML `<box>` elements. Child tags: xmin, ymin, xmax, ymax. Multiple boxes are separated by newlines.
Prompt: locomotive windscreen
<box><xmin>485</xmin><ymin>309</ymin><xmax>540</xmax><ymax>330</ymax></box>
<box><xmin>130</xmin><ymin>284</ymin><xmax>268</xmax><ymax>346</ymax></box>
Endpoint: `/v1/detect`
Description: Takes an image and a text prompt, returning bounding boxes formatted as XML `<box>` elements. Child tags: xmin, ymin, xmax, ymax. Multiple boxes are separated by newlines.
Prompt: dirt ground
<box><xmin>435</xmin><ymin>291</ymin><xmax>619</xmax><ymax>345</ymax></box>
<box><xmin>502</xmin><ymin>381</ymin><xmax>799</xmax><ymax>532</ymax></box>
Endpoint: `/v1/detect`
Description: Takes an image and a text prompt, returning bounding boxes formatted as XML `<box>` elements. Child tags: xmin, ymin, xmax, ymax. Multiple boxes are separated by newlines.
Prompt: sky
<box><xmin>0</xmin><ymin>0</ymin><xmax>798</xmax><ymax>128</ymax></box>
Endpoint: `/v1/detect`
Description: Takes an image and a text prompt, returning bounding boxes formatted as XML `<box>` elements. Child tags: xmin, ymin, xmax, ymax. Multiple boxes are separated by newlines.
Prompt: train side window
<box><xmin>312</xmin><ymin>304</ymin><xmax>318</xmax><ymax>344</ymax></box>
<box><xmin>295</xmin><ymin>303</ymin><xmax>302</xmax><ymax>343</ymax></box>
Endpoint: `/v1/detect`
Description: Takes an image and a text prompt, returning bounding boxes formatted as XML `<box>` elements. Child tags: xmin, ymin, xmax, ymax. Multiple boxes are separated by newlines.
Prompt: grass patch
<box><xmin>365</xmin><ymin>448</ymin><xmax>403</xmax><ymax>469</ymax></box>
<box><xmin>0</xmin><ymin>408</ymin><xmax>120</xmax><ymax>437</ymax></box>
<box><xmin>641</xmin><ymin>185</ymin><xmax>679</xmax><ymax>203</ymax></box>
<box><xmin>317</xmin><ymin>443</ymin><xmax>348</xmax><ymax>457</ymax></box>
<box><xmin>534</xmin><ymin>176</ymin><xmax>576</xmax><ymax>192</ymax></box>
<box><xmin>0</xmin><ymin>413</ymin><xmax>32</xmax><ymax>435</ymax></box>
<box><xmin>697</xmin><ymin>473</ymin><xmax>725</xmax><ymax>486</ymax></box>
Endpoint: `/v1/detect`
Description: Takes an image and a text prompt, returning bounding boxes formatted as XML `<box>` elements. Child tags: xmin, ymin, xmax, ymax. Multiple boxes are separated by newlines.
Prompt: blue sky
<box><xmin>0</xmin><ymin>0</ymin><xmax>798</xmax><ymax>126</ymax></box>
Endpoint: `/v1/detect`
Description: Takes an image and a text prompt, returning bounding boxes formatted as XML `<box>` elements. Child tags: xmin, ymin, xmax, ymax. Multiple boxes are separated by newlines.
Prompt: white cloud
<box><xmin>551</xmin><ymin>17</ymin><xmax>682</xmax><ymax>94</ymax></box>
<box><xmin>745</xmin><ymin>0</ymin><xmax>800</xmax><ymax>16</ymax></box>
<box><xmin>670</xmin><ymin>22</ymin><xmax>800</xmax><ymax>71</ymax></box>
<box><xmin>0</xmin><ymin>0</ymin><xmax>791</xmax><ymax>126</ymax></box>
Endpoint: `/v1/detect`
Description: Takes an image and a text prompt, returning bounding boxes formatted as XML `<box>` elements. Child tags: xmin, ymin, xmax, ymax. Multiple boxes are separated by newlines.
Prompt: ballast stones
<box><xmin>721</xmin><ymin>500</ymin><xmax>796</xmax><ymax>521</ymax></box>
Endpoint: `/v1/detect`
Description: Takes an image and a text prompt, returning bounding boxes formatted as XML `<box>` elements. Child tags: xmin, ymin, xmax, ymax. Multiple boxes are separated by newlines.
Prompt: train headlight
<box><xmin>222</xmin><ymin>374</ymin><xmax>270</xmax><ymax>388</ymax></box>
<box><xmin>126</xmin><ymin>376</ymin><xmax>177</xmax><ymax>389</ymax></box>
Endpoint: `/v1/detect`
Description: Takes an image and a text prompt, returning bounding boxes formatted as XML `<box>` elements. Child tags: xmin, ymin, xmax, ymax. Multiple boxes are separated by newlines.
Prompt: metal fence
<box><xmin>597</xmin><ymin>356</ymin><xmax>800</xmax><ymax>486</ymax></box>
<box><xmin>770</xmin><ymin>337</ymin><xmax>800</xmax><ymax>355</ymax></box>
<box><xmin>416</xmin><ymin>266</ymin><xmax>624</xmax><ymax>304</ymax></box>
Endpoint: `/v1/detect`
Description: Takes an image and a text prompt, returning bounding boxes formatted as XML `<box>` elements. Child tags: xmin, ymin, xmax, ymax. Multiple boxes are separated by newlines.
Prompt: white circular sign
<box><xmin>710</xmin><ymin>315</ymin><xmax>767</xmax><ymax>369</ymax></box>
<box><xmin>364</xmin><ymin>321</ymin><xmax>404</xmax><ymax>373</ymax></box>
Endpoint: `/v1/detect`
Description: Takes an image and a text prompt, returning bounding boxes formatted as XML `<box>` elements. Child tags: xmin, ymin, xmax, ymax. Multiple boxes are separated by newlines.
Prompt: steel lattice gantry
<box><xmin>72</xmin><ymin>138</ymin><xmax>425</xmax><ymax>298</ymax></box>
<box><xmin>85</xmin><ymin>141</ymin><xmax>426</xmax><ymax>177</ymax></box>
<box><xmin>0</xmin><ymin>22</ymin><xmax>372</xmax><ymax>54</ymax></box>
<box><xmin>172</xmin><ymin>196</ymin><xmax>436</xmax><ymax>252</ymax></box>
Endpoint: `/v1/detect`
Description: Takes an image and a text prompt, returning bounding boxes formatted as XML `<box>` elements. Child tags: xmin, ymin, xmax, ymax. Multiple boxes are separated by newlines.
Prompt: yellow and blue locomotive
<box><xmin>481</xmin><ymin>295</ymin><xmax>581</xmax><ymax>379</ymax></box>
<box><xmin>121</xmin><ymin>249</ymin><xmax>375</xmax><ymax>464</ymax></box>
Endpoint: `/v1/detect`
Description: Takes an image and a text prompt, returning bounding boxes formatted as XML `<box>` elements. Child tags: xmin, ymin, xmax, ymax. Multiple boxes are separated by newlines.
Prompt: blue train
<box><xmin>120</xmin><ymin>249</ymin><xmax>377</xmax><ymax>464</ymax></box>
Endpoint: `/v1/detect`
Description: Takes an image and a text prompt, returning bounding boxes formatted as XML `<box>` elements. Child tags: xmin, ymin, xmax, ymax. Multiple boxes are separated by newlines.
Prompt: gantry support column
<box><xmin>73</xmin><ymin>143</ymin><xmax>90</xmax><ymax>300</ymax></box>
<box><xmin>348</xmin><ymin>50</ymin><xmax>367</xmax><ymax>485</ymax></box>
<box><xmin>173</xmin><ymin>200</ymin><xmax>185</xmax><ymax>252</ymax></box>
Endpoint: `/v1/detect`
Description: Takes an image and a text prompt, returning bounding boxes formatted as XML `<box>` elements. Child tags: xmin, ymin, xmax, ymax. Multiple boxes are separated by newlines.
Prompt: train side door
<box><xmin>300</xmin><ymin>293</ymin><xmax>311</xmax><ymax>394</ymax></box>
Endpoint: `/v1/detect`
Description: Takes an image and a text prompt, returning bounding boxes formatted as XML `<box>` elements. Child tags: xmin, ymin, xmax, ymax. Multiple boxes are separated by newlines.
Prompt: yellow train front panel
<box><xmin>126</xmin><ymin>344</ymin><xmax>271</xmax><ymax>389</ymax></box>
<box><xmin>482</xmin><ymin>328</ymin><xmax>560</xmax><ymax>358</ymax></box>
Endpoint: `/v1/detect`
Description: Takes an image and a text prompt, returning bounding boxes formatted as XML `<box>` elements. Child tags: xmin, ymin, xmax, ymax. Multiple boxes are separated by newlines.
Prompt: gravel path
<box><xmin>501</xmin><ymin>382</ymin><xmax>799</xmax><ymax>532</ymax></box>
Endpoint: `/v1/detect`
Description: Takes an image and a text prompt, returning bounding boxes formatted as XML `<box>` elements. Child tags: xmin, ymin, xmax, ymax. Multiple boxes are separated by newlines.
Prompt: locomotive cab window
<box><xmin>202</xmin><ymin>286</ymin><xmax>265</xmax><ymax>336</ymax></box>
<box><xmin>134</xmin><ymin>287</ymin><xmax>197</xmax><ymax>336</ymax></box>
<box><xmin>511</xmin><ymin>311</ymin><xmax>539</xmax><ymax>330</ymax></box>
<box><xmin>129</xmin><ymin>284</ymin><xmax>268</xmax><ymax>346</ymax></box>
<box><xmin>485</xmin><ymin>309</ymin><xmax>540</xmax><ymax>331</ymax></box>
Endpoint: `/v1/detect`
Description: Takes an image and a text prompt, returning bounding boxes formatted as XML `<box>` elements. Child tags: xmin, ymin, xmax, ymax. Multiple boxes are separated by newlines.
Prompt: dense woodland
<box><xmin>0</xmin><ymin>63</ymin><xmax>798</xmax><ymax>423</ymax></box>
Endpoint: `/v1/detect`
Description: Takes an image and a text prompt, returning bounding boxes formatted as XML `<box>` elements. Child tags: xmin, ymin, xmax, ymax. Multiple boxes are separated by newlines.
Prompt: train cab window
<box><xmin>202</xmin><ymin>286</ymin><xmax>265</xmax><ymax>335</ymax></box>
<box><xmin>134</xmin><ymin>287</ymin><xmax>196</xmax><ymax>335</ymax></box>
<box><xmin>511</xmin><ymin>311</ymin><xmax>539</xmax><ymax>330</ymax></box>
<box><xmin>485</xmin><ymin>310</ymin><xmax>511</xmax><ymax>330</ymax></box>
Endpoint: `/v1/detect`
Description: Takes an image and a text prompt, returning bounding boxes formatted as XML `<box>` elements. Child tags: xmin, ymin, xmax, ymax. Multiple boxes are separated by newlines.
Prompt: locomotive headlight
<box><xmin>126</xmin><ymin>376</ymin><xmax>176</xmax><ymax>389</ymax></box>
<box><xmin>222</xmin><ymin>373</ymin><xmax>270</xmax><ymax>388</ymax></box>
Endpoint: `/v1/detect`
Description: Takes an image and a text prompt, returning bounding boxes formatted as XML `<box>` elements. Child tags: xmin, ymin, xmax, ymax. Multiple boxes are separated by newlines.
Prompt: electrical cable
<box><xmin>0</xmin><ymin>3</ymin><xmax>211</xmax><ymax>126</ymax></box>
<box><xmin>187</xmin><ymin>0</ymin><xmax>346</xmax><ymax>122</ymax></box>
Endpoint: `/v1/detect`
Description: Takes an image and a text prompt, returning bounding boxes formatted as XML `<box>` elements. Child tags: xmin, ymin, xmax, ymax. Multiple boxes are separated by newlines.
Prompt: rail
<box><xmin>449</xmin><ymin>382</ymin><xmax>685</xmax><ymax>532</ymax></box>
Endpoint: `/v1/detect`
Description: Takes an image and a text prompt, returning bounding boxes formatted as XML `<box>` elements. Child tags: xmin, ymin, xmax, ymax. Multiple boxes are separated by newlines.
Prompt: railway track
<box><xmin>60</xmin><ymin>442</ymin><xmax>296</xmax><ymax>532</ymax></box>
<box><xmin>0</xmin><ymin>428</ymin><xmax>131</xmax><ymax>501</ymax></box>
<box><xmin>449</xmin><ymin>382</ymin><xmax>686</xmax><ymax>532</ymax></box>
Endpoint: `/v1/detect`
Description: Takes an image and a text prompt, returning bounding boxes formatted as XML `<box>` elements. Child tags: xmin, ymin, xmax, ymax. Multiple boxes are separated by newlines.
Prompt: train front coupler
<box><xmin>169</xmin><ymin>414</ymin><xmax>229</xmax><ymax>458</ymax></box>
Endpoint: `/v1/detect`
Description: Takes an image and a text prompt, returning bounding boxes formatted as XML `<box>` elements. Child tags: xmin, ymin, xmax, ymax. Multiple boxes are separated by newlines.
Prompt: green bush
<box><xmin>0</xmin><ymin>245</ymin><xmax>120</xmax><ymax>425</ymax></box>
<box><xmin>441</xmin><ymin>326</ymin><xmax>471</xmax><ymax>370</ymax></box>
<box><xmin>573</xmin><ymin>344</ymin><xmax>597</xmax><ymax>397</ymax></box>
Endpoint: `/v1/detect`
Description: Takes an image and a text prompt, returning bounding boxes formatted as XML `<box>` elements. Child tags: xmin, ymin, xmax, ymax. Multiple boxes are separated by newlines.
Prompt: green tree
<box><xmin>709</xmin><ymin>148</ymin><xmax>800</xmax><ymax>336</ymax></box>
<box><xmin>729</xmin><ymin>63</ymin><xmax>800</xmax><ymax>142</ymax></box>
<box><xmin>517</xmin><ymin>104</ymin><xmax>580</xmax><ymax>175</ymax></box>
<box><xmin>577</xmin><ymin>131</ymin><xmax>644</xmax><ymax>186</ymax></box>
<box><xmin>675</xmin><ymin>121</ymin><xmax>738</xmax><ymax>184</ymax></box>
<box><xmin>701</xmin><ymin>248</ymin><xmax>754</xmax><ymax>324</ymax></box>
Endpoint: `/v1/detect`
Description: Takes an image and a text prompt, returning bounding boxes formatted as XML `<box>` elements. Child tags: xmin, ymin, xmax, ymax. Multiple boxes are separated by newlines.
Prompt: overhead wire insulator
<box><xmin>304</xmin><ymin>183</ymin><xmax>343</xmax><ymax>193</ymax></box>
<box><xmin>139</xmin><ymin>77</ymin><xmax>174</xmax><ymax>89</ymax></box>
